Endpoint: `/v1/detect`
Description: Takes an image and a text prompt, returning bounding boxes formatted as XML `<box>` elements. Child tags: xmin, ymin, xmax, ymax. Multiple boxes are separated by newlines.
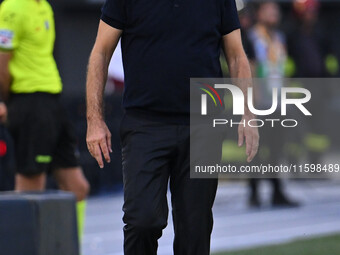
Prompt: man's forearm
<box><xmin>228</xmin><ymin>54</ymin><xmax>251</xmax><ymax>78</ymax></box>
<box><xmin>86</xmin><ymin>50</ymin><xmax>110</xmax><ymax>122</ymax></box>
<box><xmin>228</xmin><ymin>55</ymin><xmax>253</xmax><ymax>113</ymax></box>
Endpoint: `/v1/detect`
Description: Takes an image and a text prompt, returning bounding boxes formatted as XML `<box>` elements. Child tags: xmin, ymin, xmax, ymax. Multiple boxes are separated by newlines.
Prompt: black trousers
<box><xmin>120</xmin><ymin>113</ymin><xmax>219</xmax><ymax>255</ymax></box>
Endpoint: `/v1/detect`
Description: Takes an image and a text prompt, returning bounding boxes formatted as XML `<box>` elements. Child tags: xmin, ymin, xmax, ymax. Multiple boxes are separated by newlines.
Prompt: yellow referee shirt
<box><xmin>0</xmin><ymin>0</ymin><xmax>62</xmax><ymax>94</ymax></box>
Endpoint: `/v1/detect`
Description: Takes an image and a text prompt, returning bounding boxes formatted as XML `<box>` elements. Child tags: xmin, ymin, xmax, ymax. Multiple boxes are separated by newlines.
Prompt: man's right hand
<box><xmin>86</xmin><ymin>119</ymin><xmax>112</xmax><ymax>168</ymax></box>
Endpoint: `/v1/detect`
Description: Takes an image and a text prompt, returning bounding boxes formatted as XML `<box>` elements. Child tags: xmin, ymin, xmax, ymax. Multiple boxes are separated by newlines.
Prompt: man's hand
<box><xmin>238</xmin><ymin>113</ymin><xmax>259</xmax><ymax>162</ymax></box>
<box><xmin>86</xmin><ymin>119</ymin><xmax>112</xmax><ymax>168</ymax></box>
<box><xmin>0</xmin><ymin>102</ymin><xmax>7</xmax><ymax>123</ymax></box>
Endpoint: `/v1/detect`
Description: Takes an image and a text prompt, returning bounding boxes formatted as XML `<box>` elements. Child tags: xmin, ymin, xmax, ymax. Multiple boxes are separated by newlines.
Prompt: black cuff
<box><xmin>221</xmin><ymin>24</ymin><xmax>241</xmax><ymax>36</ymax></box>
<box><xmin>101</xmin><ymin>14</ymin><xmax>125</xmax><ymax>30</ymax></box>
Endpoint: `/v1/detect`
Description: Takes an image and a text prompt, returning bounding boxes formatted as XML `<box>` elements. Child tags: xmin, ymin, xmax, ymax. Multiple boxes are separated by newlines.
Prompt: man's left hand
<box><xmin>238</xmin><ymin>112</ymin><xmax>259</xmax><ymax>162</ymax></box>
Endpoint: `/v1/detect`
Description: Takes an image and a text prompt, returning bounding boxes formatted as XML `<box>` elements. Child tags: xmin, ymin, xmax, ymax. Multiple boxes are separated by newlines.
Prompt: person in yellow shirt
<box><xmin>0</xmin><ymin>0</ymin><xmax>89</xmax><ymax>237</ymax></box>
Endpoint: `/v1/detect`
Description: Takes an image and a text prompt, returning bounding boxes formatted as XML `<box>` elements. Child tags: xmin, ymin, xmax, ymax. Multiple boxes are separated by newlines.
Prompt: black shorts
<box><xmin>7</xmin><ymin>93</ymin><xmax>79</xmax><ymax>176</ymax></box>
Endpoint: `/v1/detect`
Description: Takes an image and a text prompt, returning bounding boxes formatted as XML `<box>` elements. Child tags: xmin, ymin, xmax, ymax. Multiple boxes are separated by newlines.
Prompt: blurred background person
<box><xmin>239</xmin><ymin>5</ymin><xmax>256</xmax><ymax>71</ymax></box>
<box><xmin>0</xmin><ymin>0</ymin><xmax>89</xmax><ymax>239</ymax></box>
<box><xmin>287</xmin><ymin>0</ymin><xmax>325</xmax><ymax>78</ymax></box>
<box><xmin>286</xmin><ymin>0</ymin><xmax>331</xmax><ymax>165</ymax></box>
<box><xmin>0</xmin><ymin>100</ymin><xmax>15</xmax><ymax>191</ymax></box>
<box><xmin>247</xmin><ymin>1</ymin><xmax>299</xmax><ymax>207</ymax></box>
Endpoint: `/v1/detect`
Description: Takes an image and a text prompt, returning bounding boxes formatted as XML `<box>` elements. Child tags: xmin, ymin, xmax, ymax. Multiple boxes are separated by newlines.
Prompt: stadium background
<box><xmin>1</xmin><ymin>0</ymin><xmax>340</xmax><ymax>194</ymax></box>
<box><xmin>1</xmin><ymin>1</ymin><xmax>340</xmax><ymax>255</ymax></box>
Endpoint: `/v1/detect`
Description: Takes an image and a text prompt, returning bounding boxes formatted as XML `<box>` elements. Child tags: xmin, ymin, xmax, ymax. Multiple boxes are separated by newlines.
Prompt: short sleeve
<box><xmin>101</xmin><ymin>0</ymin><xmax>126</xmax><ymax>30</ymax></box>
<box><xmin>220</xmin><ymin>0</ymin><xmax>241</xmax><ymax>35</ymax></box>
<box><xmin>0</xmin><ymin>2</ymin><xmax>23</xmax><ymax>50</ymax></box>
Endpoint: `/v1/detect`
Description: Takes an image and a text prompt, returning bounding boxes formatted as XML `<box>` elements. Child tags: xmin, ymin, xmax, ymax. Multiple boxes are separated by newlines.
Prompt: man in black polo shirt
<box><xmin>86</xmin><ymin>0</ymin><xmax>259</xmax><ymax>254</ymax></box>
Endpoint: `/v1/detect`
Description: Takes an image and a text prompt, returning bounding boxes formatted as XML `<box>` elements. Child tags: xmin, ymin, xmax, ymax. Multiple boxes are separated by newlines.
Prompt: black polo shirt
<box><xmin>101</xmin><ymin>0</ymin><xmax>240</xmax><ymax>123</ymax></box>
